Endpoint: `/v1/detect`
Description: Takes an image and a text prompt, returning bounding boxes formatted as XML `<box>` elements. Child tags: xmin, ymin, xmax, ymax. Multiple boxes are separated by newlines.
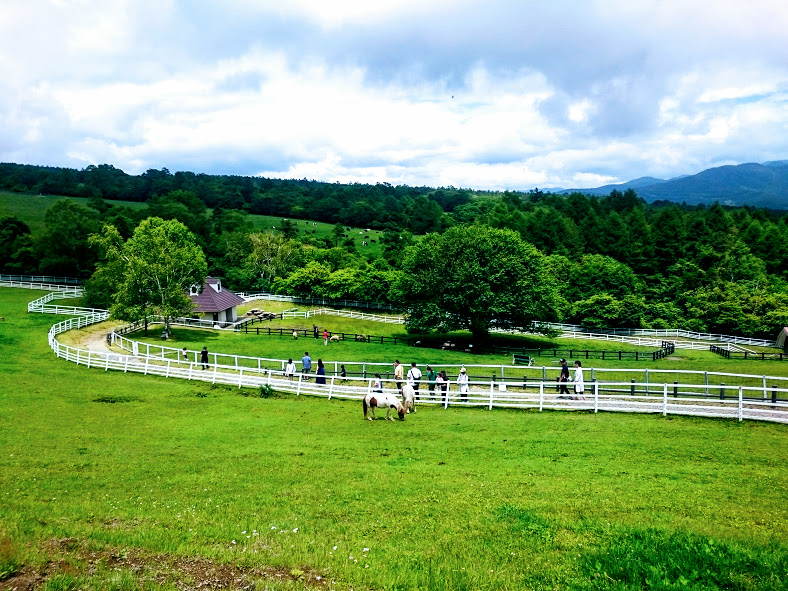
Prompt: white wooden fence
<box><xmin>5</xmin><ymin>283</ymin><xmax>787</xmax><ymax>424</ymax></box>
<box><xmin>279</xmin><ymin>308</ymin><xmax>405</xmax><ymax>324</ymax></box>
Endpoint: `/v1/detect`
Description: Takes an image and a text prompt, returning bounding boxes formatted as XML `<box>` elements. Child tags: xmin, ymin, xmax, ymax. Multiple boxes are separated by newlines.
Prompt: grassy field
<box><xmin>1</xmin><ymin>287</ymin><xmax>788</xmax><ymax>590</ymax></box>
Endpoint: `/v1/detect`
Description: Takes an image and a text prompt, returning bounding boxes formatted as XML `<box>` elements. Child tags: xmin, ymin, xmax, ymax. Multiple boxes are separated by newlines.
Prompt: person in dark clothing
<box><xmin>316</xmin><ymin>359</ymin><xmax>326</xmax><ymax>385</ymax></box>
<box><xmin>558</xmin><ymin>358</ymin><xmax>571</xmax><ymax>398</ymax></box>
<box><xmin>200</xmin><ymin>346</ymin><xmax>209</xmax><ymax>370</ymax></box>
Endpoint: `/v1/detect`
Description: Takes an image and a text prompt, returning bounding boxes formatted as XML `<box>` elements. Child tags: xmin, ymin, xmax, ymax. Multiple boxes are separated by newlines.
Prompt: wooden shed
<box><xmin>189</xmin><ymin>277</ymin><xmax>244</xmax><ymax>327</ymax></box>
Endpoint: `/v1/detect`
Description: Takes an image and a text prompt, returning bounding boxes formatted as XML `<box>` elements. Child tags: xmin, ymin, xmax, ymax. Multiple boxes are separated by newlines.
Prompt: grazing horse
<box><xmin>400</xmin><ymin>383</ymin><xmax>416</xmax><ymax>414</ymax></box>
<box><xmin>363</xmin><ymin>392</ymin><xmax>406</xmax><ymax>421</ymax></box>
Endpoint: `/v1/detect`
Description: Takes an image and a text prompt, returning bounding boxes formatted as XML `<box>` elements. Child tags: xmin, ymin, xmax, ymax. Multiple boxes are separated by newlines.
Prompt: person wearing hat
<box><xmin>457</xmin><ymin>366</ymin><xmax>470</xmax><ymax>401</ymax></box>
<box><xmin>558</xmin><ymin>358</ymin><xmax>571</xmax><ymax>398</ymax></box>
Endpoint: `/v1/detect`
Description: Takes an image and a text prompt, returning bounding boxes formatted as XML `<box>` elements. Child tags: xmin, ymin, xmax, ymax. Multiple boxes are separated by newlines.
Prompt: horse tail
<box><xmin>363</xmin><ymin>397</ymin><xmax>369</xmax><ymax>419</ymax></box>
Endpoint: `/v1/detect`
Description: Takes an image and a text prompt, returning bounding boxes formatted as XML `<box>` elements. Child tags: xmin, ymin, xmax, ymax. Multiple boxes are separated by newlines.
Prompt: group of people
<box><xmin>557</xmin><ymin>358</ymin><xmax>585</xmax><ymax>400</ymax></box>
<box><xmin>193</xmin><ymin>346</ymin><xmax>584</xmax><ymax>402</ymax></box>
<box><xmin>284</xmin><ymin>352</ymin><xmax>330</xmax><ymax>384</ymax></box>
<box><xmin>384</xmin><ymin>360</ymin><xmax>470</xmax><ymax>401</ymax></box>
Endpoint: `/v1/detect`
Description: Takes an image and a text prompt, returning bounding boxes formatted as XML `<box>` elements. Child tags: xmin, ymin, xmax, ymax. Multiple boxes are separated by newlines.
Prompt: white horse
<box><xmin>363</xmin><ymin>392</ymin><xmax>406</xmax><ymax>421</ymax></box>
<box><xmin>401</xmin><ymin>383</ymin><xmax>416</xmax><ymax>414</ymax></box>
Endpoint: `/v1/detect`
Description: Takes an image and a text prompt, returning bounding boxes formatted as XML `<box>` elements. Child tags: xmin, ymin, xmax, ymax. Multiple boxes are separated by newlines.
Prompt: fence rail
<box><xmin>710</xmin><ymin>344</ymin><xmax>786</xmax><ymax>361</ymax></box>
<box><xmin>535</xmin><ymin>322</ymin><xmax>777</xmax><ymax>348</ymax></box>
<box><xmin>0</xmin><ymin>274</ymin><xmax>82</xmax><ymax>285</ymax></box>
<box><xmin>240</xmin><ymin>292</ymin><xmax>395</xmax><ymax>311</ymax></box>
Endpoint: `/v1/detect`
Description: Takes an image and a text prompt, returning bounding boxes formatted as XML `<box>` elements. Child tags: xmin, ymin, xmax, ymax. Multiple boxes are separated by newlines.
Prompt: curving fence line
<box><xmin>5</xmin><ymin>283</ymin><xmax>787</xmax><ymax>424</ymax></box>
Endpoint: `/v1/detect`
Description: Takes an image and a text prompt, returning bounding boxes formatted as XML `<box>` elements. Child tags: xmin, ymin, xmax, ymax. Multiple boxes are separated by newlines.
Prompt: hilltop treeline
<box><xmin>1</xmin><ymin>162</ymin><xmax>787</xmax><ymax>338</ymax></box>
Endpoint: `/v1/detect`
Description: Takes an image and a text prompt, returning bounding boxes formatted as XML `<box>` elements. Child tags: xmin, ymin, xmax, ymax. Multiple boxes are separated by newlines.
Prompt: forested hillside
<box><xmin>1</xmin><ymin>162</ymin><xmax>787</xmax><ymax>338</ymax></box>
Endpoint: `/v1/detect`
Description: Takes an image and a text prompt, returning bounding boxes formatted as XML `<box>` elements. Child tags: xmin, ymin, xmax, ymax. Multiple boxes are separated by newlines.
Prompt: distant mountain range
<box><xmin>554</xmin><ymin>161</ymin><xmax>788</xmax><ymax>209</ymax></box>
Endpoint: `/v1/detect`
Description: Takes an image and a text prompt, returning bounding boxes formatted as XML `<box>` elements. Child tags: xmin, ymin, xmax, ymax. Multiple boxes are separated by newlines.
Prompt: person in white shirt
<box><xmin>407</xmin><ymin>362</ymin><xmax>422</xmax><ymax>401</ymax></box>
<box><xmin>285</xmin><ymin>358</ymin><xmax>296</xmax><ymax>380</ymax></box>
<box><xmin>457</xmin><ymin>366</ymin><xmax>470</xmax><ymax>401</ymax></box>
<box><xmin>573</xmin><ymin>360</ymin><xmax>586</xmax><ymax>400</ymax></box>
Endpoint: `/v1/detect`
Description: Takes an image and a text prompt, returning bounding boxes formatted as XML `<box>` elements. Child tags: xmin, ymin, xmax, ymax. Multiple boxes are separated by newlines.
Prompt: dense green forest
<box><xmin>1</xmin><ymin>162</ymin><xmax>787</xmax><ymax>338</ymax></box>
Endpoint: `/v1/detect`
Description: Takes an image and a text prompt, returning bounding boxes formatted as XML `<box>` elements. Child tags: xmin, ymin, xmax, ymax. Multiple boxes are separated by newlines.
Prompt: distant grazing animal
<box><xmin>401</xmin><ymin>383</ymin><xmax>416</xmax><ymax>414</ymax></box>
<box><xmin>329</xmin><ymin>335</ymin><xmax>340</xmax><ymax>342</ymax></box>
<box><xmin>363</xmin><ymin>392</ymin><xmax>406</xmax><ymax>421</ymax></box>
<box><xmin>355</xmin><ymin>334</ymin><xmax>368</xmax><ymax>342</ymax></box>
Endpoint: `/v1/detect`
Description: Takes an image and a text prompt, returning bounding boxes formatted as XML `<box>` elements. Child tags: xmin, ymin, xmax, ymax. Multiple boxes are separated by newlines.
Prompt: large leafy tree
<box><xmin>91</xmin><ymin>217</ymin><xmax>207</xmax><ymax>331</ymax></box>
<box><xmin>393</xmin><ymin>225</ymin><xmax>562</xmax><ymax>341</ymax></box>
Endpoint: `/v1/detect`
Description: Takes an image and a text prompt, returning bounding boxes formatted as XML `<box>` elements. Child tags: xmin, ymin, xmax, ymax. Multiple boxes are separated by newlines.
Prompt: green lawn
<box><xmin>0</xmin><ymin>191</ymin><xmax>147</xmax><ymax>234</ymax></box>
<box><xmin>1</xmin><ymin>287</ymin><xmax>788</xmax><ymax>590</ymax></box>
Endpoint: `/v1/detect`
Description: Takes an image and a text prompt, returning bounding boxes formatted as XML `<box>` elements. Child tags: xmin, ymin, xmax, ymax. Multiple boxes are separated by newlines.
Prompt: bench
<box><xmin>512</xmin><ymin>354</ymin><xmax>534</xmax><ymax>366</ymax></box>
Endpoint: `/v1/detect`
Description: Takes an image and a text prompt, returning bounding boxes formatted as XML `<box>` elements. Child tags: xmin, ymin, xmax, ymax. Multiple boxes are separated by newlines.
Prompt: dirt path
<box><xmin>57</xmin><ymin>319</ymin><xmax>127</xmax><ymax>354</ymax></box>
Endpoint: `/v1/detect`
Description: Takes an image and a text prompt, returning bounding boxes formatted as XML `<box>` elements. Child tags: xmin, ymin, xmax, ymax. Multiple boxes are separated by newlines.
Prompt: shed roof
<box><xmin>190</xmin><ymin>277</ymin><xmax>244</xmax><ymax>313</ymax></box>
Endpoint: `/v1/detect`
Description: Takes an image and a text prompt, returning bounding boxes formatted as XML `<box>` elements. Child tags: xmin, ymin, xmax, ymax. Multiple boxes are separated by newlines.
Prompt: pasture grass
<box><xmin>1</xmin><ymin>287</ymin><xmax>788</xmax><ymax>590</ymax></box>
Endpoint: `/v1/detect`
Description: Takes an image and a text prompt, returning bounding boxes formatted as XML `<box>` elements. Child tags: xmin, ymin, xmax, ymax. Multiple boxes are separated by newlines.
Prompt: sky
<box><xmin>1</xmin><ymin>0</ymin><xmax>786</xmax><ymax>191</ymax></box>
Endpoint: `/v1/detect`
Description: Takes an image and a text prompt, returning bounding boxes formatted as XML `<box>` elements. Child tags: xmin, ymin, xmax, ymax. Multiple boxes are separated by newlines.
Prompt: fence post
<box><xmin>762</xmin><ymin>376</ymin><xmax>767</xmax><ymax>400</ymax></box>
<box><xmin>630</xmin><ymin>379</ymin><xmax>635</xmax><ymax>396</ymax></box>
<box><xmin>593</xmin><ymin>380</ymin><xmax>599</xmax><ymax>413</ymax></box>
<box><xmin>489</xmin><ymin>380</ymin><xmax>494</xmax><ymax>410</ymax></box>
<box><xmin>328</xmin><ymin>376</ymin><xmax>335</xmax><ymax>400</ymax></box>
<box><xmin>238</xmin><ymin>368</ymin><xmax>244</xmax><ymax>388</ymax></box>
<box><xmin>297</xmin><ymin>374</ymin><xmax>302</xmax><ymax>396</ymax></box>
<box><xmin>772</xmin><ymin>385</ymin><xmax>778</xmax><ymax>404</ymax></box>
<box><xmin>738</xmin><ymin>386</ymin><xmax>743</xmax><ymax>422</ymax></box>
<box><xmin>662</xmin><ymin>383</ymin><xmax>668</xmax><ymax>416</ymax></box>
<box><xmin>539</xmin><ymin>381</ymin><xmax>544</xmax><ymax>412</ymax></box>
<box><xmin>719</xmin><ymin>383</ymin><xmax>725</xmax><ymax>400</ymax></box>
<box><xmin>705</xmin><ymin>371</ymin><xmax>709</xmax><ymax>396</ymax></box>
<box><xmin>673</xmin><ymin>381</ymin><xmax>678</xmax><ymax>398</ymax></box>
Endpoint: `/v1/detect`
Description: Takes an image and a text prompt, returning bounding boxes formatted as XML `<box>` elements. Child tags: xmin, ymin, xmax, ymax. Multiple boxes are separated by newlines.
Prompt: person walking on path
<box><xmin>316</xmin><ymin>359</ymin><xmax>326</xmax><ymax>385</ymax></box>
<box><xmin>573</xmin><ymin>360</ymin><xmax>586</xmax><ymax>400</ymax></box>
<box><xmin>426</xmin><ymin>365</ymin><xmax>437</xmax><ymax>399</ymax></box>
<box><xmin>200</xmin><ymin>346</ymin><xmax>209</xmax><ymax>370</ymax></box>
<box><xmin>558</xmin><ymin>358</ymin><xmax>571</xmax><ymax>398</ymax></box>
<box><xmin>393</xmin><ymin>360</ymin><xmax>404</xmax><ymax>394</ymax></box>
<box><xmin>301</xmin><ymin>351</ymin><xmax>312</xmax><ymax>379</ymax></box>
<box><xmin>407</xmin><ymin>362</ymin><xmax>422</xmax><ymax>401</ymax></box>
<box><xmin>285</xmin><ymin>358</ymin><xmax>296</xmax><ymax>380</ymax></box>
<box><xmin>457</xmin><ymin>366</ymin><xmax>470</xmax><ymax>400</ymax></box>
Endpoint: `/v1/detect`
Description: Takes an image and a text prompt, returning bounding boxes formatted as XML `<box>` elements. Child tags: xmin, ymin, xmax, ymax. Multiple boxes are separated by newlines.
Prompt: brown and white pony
<box><xmin>363</xmin><ymin>392</ymin><xmax>406</xmax><ymax>421</ymax></box>
<box><xmin>401</xmin><ymin>383</ymin><xmax>416</xmax><ymax>414</ymax></box>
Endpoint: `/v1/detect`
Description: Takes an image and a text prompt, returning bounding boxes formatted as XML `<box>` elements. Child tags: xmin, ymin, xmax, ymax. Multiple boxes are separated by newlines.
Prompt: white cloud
<box><xmin>0</xmin><ymin>0</ymin><xmax>786</xmax><ymax>189</ymax></box>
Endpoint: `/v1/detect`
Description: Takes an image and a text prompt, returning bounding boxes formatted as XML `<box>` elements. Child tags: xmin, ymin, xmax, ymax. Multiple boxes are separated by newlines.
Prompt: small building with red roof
<box><xmin>189</xmin><ymin>277</ymin><xmax>245</xmax><ymax>326</ymax></box>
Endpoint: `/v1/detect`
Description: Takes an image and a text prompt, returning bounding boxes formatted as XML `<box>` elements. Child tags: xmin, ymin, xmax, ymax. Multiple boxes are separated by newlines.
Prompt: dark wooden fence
<box><xmin>710</xmin><ymin>345</ymin><xmax>786</xmax><ymax>361</ymax></box>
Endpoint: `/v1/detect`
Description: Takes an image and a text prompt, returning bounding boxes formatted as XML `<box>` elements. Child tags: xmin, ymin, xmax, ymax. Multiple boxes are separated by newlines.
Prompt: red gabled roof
<box><xmin>190</xmin><ymin>277</ymin><xmax>244</xmax><ymax>313</ymax></box>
